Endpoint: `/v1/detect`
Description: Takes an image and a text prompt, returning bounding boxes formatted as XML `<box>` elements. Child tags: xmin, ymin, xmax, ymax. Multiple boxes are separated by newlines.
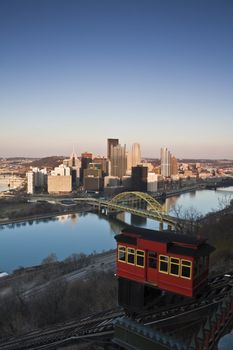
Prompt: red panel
<box><xmin>117</xmin><ymin>261</ymin><xmax>145</xmax><ymax>284</ymax></box>
<box><xmin>147</xmin><ymin>267</ymin><xmax>158</xmax><ymax>284</ymax></box>
<box><xmin>158</xmin><ymin>280</ymin><xmax>193</xmax><ymax>297</ymax></box>
<box><xmin>138</xmin><ymin>239</ymin><xmax>167</xmax><ymax>253</ymax></box>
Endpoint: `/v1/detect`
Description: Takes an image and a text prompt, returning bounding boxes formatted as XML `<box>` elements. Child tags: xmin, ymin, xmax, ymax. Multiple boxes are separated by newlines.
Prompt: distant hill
<box><xmin>6</xmin><ymin>157</ymin><xmax>36</xmax><ymax>160</ymax></box>
<box><xmin>29</xmin><ymin>156</ymin><xmax>66</xmax><ymax>168</ymax></box>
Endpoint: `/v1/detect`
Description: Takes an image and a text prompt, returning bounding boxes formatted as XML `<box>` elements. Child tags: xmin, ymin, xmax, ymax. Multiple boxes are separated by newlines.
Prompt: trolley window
<box><xmin>136</xmin><ymin>250</ymin><xmax>145</xmax><ymax>268</ymax></box>
<box><xmin>118</xmin><ymin>246</ymin><xmax>126</xmax><ymax>262</ymax></box>
<box><xmin>159</xmin><ymin>255</ymin><xmax>169</xmax><ymax>274</ymax></box>
<box><xmin>170</xmin><ymin>257</ymin><xmax>180</xmax><ymax>276</ymax></box>
<box><xmin>148</xmin><ymin>251</ymin><xmax>157</xmax><ymax>269</ymax></box>
<box><xmin>181</xmin><ymin>259</ymin><xmax>192</xmax><ymax>279</ymax></box>
<box><xmin>127</xmin><ymin>248</ymin><xmax>135</xmax><ymax>265</ymax></box>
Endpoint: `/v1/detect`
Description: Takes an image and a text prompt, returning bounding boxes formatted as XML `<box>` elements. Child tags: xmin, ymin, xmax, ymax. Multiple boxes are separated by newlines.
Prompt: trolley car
<box><xmin>115</xmin><ymin>225</ymin><xmax>215</xmax><ymax>310</ymax></box>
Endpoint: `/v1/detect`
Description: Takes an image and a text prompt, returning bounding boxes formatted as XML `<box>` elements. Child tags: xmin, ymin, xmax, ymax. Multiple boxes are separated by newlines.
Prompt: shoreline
<box><xmin>1</xmin><ymin>184</ymin><xmax>232</xmax><ymax>226</ymax></box>
<box><xmin>0</xmin><ymin>207</ymin><xmax>95</xmax><ymax>226</ymax></box>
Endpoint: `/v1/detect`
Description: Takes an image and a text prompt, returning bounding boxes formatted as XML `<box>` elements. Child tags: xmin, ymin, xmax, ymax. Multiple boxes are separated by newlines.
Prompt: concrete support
<box><xmin>159</xmin><ymin>222</ymin><xmax>163</xmax><ymax>231</ymax></box>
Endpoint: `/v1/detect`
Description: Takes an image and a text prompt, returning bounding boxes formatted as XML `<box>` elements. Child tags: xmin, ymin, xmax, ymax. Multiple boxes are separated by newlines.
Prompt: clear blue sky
<box><xmin>0</xmin><ymin>0</ymin><xmax>233</xmax><ymax>158</ymax></box>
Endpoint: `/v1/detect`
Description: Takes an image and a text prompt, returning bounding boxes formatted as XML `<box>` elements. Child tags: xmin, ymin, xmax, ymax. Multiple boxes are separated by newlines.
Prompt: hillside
<box><xmin>29</xmin><ymin>156</ymin><xmax>66</xmax><ymax>168</ymax></box>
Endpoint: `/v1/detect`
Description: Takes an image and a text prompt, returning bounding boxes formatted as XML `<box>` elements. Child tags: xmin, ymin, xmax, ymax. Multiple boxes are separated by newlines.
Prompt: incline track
<box><xmin>0</xmin><ymin>271</ymin><xmax>232</xmax><ymax>349</ymax></box>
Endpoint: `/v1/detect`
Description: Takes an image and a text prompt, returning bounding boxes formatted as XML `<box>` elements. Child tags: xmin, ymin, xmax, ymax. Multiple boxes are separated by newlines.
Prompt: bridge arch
<box><xmin>110</xmin><ymin>191</ymin><xmax>165</xmax><ymax>221</ymax></box>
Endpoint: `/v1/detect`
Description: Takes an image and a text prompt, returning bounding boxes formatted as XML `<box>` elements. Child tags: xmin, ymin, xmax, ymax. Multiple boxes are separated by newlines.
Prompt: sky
<box><xmin>0</xmin><ymin>0</ymin><xmax>233</xmax><ymax>159</ymax></box>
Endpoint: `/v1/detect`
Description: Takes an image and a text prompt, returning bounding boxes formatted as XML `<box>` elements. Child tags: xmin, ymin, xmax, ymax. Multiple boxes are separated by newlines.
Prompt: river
<box><xmin>0</xmin><ymin>187</ymin><xmax>232</xmax><ymax>273</ymax></box>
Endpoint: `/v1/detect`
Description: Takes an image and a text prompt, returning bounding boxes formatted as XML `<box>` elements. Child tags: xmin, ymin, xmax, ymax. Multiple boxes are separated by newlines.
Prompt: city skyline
<box><xmin>1</xmin><ymin>1</ymin><xmax>233</xmax><ymax>159</ymax></box>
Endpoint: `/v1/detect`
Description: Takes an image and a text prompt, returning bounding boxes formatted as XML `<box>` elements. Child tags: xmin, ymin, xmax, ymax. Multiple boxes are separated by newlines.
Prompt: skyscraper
<box><xmin>80</xmin><ymin>152</ymin><xmax>93</xmax><ymax>185</ymax></box>
<box><xmin>126</xmin><ymin>151</ymin><xmax>132</xmax><ymax>173</ymax></box>
<box><xmin>160</xmin><ymin>147</ymin><xmax>171</xmax><ymax>177</ymax></box>
<box><xmin>132</xmin><ymin>143</ymin><xmax>141</xmax><ymax>167</ymax></box>
<box><xmin>107</xmin><ymin>138</ymin><xmax>119</xmax><ymax>159</ymax></box>
<box><xmin>63</xmin><ymin>150</ymin><xmax>80</xmax><ymax>168</ymax></box>
<box><xmin>171</xmin><ymin>156</ymin><xmax>178</xmax><ymax>176</ymax></box>
<box><xmin>110</xmin><ymin>144</ymin><xmax>127</xmax><ymax>179</ymax></box>
<box><xmin>63</xmin><ymin>149</ymin><xmax>81</xmax><ymax>187</ymax></box>
<box><xmin>131</xmin><ymin>165</ymin><xmax>147</xmax><ymax>192</ymax></box>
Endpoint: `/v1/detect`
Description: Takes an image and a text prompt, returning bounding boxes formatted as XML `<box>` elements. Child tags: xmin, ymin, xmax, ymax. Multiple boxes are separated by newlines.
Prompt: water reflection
<box><xmin>117</xmin><ymin>212</ymin><xmax>125</xmax><ymax>222</ymax></box>
<box><xmin>0</xmin><ymin>213</ymin><xmax>117</xmax><ymax>273</ymax></box>
<box><xmin>165</xmin><ymin>189</ymin><xmax>232</xmax><ymax>216</ymax></box>
<box><xmin>131</xmin><ymin>214</ymin><xmax>147</xmax><ymax>226</ymax></box>
<box><xmin>108</xmin><ymin>217</ymin><xmax>125</xmax><ymax>236</ymax></box>
<box><xmin>0</xmin><ymin>188</ymin><xmax>232</xmax><ymax>273</ymax></box>
<box><xmin>162</xmin><ymin>195</ymin><xmax>178</xmax><ymax>212</ymax></box>
<box><xmin>58</xmin><ymin>213</ymin><xmax>79</xmax><ymax>224</ymax></box>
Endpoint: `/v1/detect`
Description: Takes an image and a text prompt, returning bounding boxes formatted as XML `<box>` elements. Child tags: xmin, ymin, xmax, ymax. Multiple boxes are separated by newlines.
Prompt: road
<box><xmin>22</xmin><ymin>250</ymin><xmax>116</xmax><ymax>299</ymax></box>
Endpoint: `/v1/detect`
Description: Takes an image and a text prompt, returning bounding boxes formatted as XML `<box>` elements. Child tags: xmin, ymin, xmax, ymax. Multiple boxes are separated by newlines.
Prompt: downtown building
<box><xmin>131</xmin><ymin>165</ymin><xmax>147</xmax><ymax>192</ymax></box>
<box><xmin>131</xmin><ymin>143</ymin><xmax>141</xmax><ymax>167</ymax></box>
<box><xmin>80</xmin><ymin>152</ymin><xmax>93</xmax><ymax>185</ymax></box>
<box><xmin>160</xmin><ymin>147</ymin><xmax>172</xmax><ymax>177</ymax></box>
<box><xmin>93</xmin><ymin>156</ymin><xmax>110</xmax><ymax>176</ymax></box>
<box><xmin>171</xmin><ymin>155</ymin><xmax>178</xmax><ymax>176</ymax></box>
<box><xmin>48</xmin><ymin>164</ymin><xmax>72</xmax><ymax>193</ymax></box>
<box><xmin>110</xmin><ymin>144</ymin><xmax>127</xmax><ymax>179</ymax></box>
<box><xmin>63</xmin><ymin>151</ymin><xmax>81</xmax><ymax>188</ymax></box>
<box><xmin>26</xmin><ymin>167</ymin><xmax>47</xmax><ymax>194</ymax></box>
<box><xmin>83</xmin><ymin>163</ymin><xmax>103</xmax><ymax>192</ymax></box>
<box><xmin>107</xmin><ymin>138</ymin><xmax>119</xmax><ymax>159</ymax></box>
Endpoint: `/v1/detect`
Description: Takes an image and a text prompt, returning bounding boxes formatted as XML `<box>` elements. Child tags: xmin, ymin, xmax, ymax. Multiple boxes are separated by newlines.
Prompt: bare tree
<box><xmin>170</xmin><ymin>204</ymin><xmax>203</xmax><ymax>234</ymax></box>
<box><xmin>216</xmin><ymin>194</ymin><xmax>232</xmax><ymax>211</ymax></box>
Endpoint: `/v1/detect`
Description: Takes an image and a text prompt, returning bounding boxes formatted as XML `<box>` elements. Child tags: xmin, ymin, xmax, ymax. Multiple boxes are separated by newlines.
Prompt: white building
<box><xmin>32</xmin><ymin>167</ymin><xmax>47</xmax><ymax>187</ymax></box>
<box><xmin>51</xmin><ymin>164</ymin><xmax>71</xmax><ymax>176</ymax></box>
<box><xmin>26</xmin><ymin>167</ymin><xmax>47</xmax><ymax>194</ymax></box>
<box><xmin>26</xmin><ymin>171</ymin><xmax>35</xmax><ymax>194</ymax></box>
<box><xmin>147</xmin><ymin>173</ymin><xmax>160</xmax><ymax>193</ymax></box>
<box><xmin>63</xmin><ymin>151</ymin><xmax>81</xmax><ymax>179</ymax></box>
<box><xmin>160</xmin><ymin>147</ymin><xmax>171</xmax><ymax>177</ymax></box>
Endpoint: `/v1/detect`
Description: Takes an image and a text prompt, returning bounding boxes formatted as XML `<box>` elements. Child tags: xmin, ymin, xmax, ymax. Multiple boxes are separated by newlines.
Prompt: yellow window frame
<box><xmin>169</xmin><ymin>257</ymin><xmax>180</xmax><ymax>277</ymax></box>
<box><xmin>118</xmin><ymin>245</ymin><xmax>126</xmax><ymax>263</ymax></box>
<box><xmin>159</xmin><ymin>255</ymin><xmax>169</xmax><ymax>274</ymax></box>
<box><xmin>136</xmin><ymin>249</ymin><xmax>145</xmax><ymax>268</ymax></box>
<box><xmin>180</xmin><ymin>259</ymin><xmax>192</xmax><ymax>280</ymax></box>
<box><xmin>127</xmin><ymin>247</ymin><xmax>135</xmax><ymax>265</ymax></box>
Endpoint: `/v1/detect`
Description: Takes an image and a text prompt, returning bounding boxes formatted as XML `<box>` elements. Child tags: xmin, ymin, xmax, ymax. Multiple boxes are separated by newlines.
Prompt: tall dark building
<box><xmin>110</xmin><ymin>144</ymin><xmax>127</xmax><ymax>179</ymax></box>
<box><xmin>132</xmin><ymin>165</ymin><xmax>148</xmax><ymax>192</ymax></box>
<box><xmin>107</xmin><ymin>138</ymin><xmax>119</xmax><ymax>159</ymax></box>
<box><xmin>83</xmin><ymin>166</ymin><xmax>103</xmax><ymax>192</ymax></box>
<box><xmin>80</xmin><ymin>152</ymin><xmax>92</xmax><ymax>185</ymax></box>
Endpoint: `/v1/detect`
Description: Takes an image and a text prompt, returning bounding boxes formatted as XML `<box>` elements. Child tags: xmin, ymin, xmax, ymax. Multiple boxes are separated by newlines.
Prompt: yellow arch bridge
<box><xmin>92</xmin><ymin>191</ymin><xmax>179</xmax><ymax>230</ymax></box>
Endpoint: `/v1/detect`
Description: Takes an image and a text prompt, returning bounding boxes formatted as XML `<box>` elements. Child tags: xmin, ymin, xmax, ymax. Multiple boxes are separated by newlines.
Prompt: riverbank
<box><xmin>164</xmin><ymin>185</ymin><xmax>202</xmax><ymax>198</ymax></box>
<box><xmin>0</xmin><ymin>197</ymin><xmax>94</xmax><ymax>226</ymax></box>
<box><xmin>0</xmin><ymin>207</ymin><xmax>95</xmax><ymax>226</ymax></box>
<box><xmin>156</xmin><ymin>180</ymin><xmax>233</xmax><ymax>200</ymax></box>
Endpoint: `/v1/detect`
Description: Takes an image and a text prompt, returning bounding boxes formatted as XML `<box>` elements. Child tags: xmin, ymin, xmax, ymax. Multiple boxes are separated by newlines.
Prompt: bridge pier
<box><xmin>100</xmin><ymin>207</ymin><xmax>108</xmax><ymax>215</ymax></box>
<box><xmin>159</xmin><ymin>222</ymin><xmax>163</xmax><ymax>231</ymax></box>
